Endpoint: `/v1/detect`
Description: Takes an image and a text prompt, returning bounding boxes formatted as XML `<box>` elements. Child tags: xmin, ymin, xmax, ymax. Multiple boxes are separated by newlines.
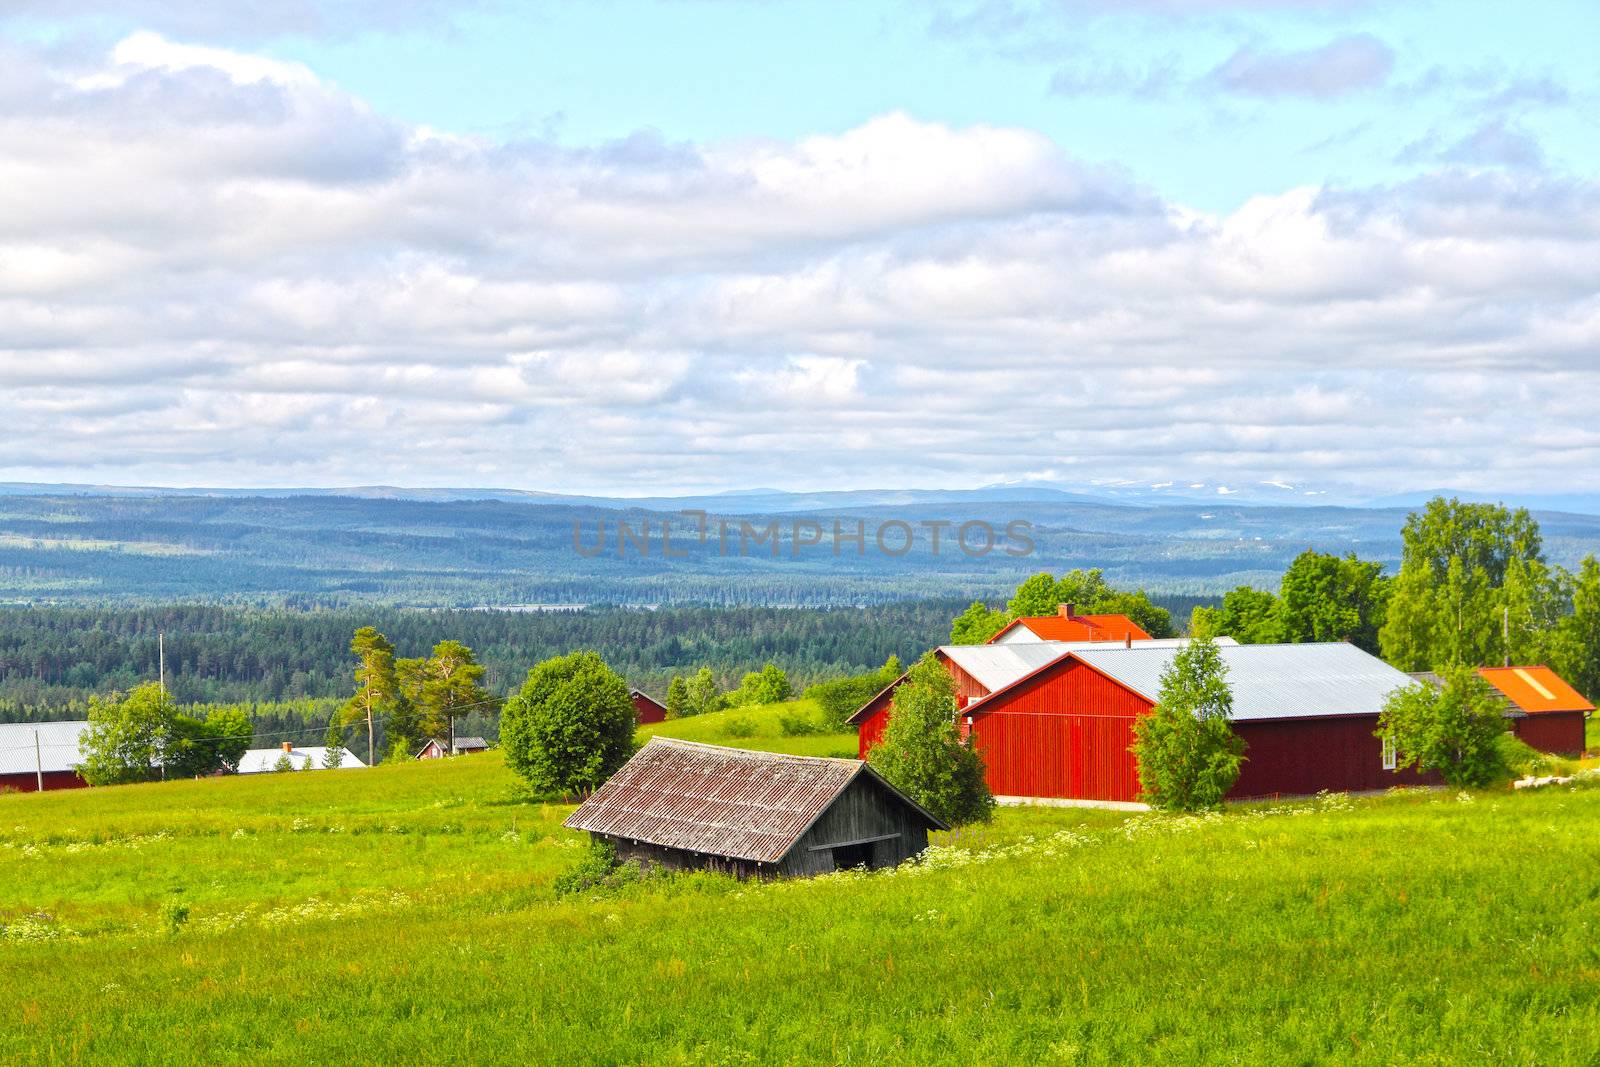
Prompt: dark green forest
<box><xmin>0</xmin><ymin>596</ymin><xmax>1213</xmax><ymax>718</ymax></box>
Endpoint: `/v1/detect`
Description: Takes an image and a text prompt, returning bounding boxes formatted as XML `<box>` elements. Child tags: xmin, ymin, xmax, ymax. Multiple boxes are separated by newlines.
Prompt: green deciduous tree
<box><xmin>805</xmin><ymin>656</ymin><xmax>904</xmax><ymax>731</ymax></box>
<box><xmin>164</xmin><ymin>706</ymin><xmax>253</xmax><ymax>779</ymax></box>
<box><xmin>958</xmin><ymin>569</ymin><xmax>1174</xmax><ymax>645</ymax></box>
<box><xmin>949</xmin><ymin>600</ymin><xmax>1009</xmax><ymax>644</ymax></box>
<box><xmin>78</xmin><ymin>681</ymin><xmax>174</xmax><ymax>786</ymax></box>
<box><xmin>500</xmin><ymin>651</ymin><xmax>636</xmax><ymax>797</ymax></box>
<box><xmin>1129</xmin><ymin>637</ymin><xmax>1246</xmax><ymax>812</ymax></box>
<box><xmin>1189</xmin><ymin>586</ymin><xmax>1283</xmax><ymax>643</ymax></box>
<box><xmin>728</xmin><ymin>663</ymin><xmax>792</xmax><ymax>707</ymax></box>
<box><xmin>1554</xmin><ymin>555</ymin><xmax>1600</xmax><ymax>701</ymax></box>
<box><xmin>1376</xmin><ymin>669</ymin><xmax>1508</xmax><ymax>788</ymax></box>
<box><xmin>684</xmin><ymin>667</ymin><xmax>722</xmax><ymax>717</ymax></box>
<box><xmin>1277</xmin><ymin>550</ymin><xmax>1389</xmax><ymax>652</ymax></box>
<box><xmin>1380</xmin><ymin>498</ymin><xmax>1549</xmax><ymax>671</ymax></box>
<box><xmin>866</xmin><ymin>654</ymin><xmax>993</xmax><ymax>826</ymax></box>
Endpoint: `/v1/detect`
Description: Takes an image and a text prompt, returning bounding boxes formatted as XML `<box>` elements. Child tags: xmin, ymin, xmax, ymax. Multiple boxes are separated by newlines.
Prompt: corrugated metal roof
<box><xmin>0</xmin><ymin>720</ymin><xmax>88</xmax><ymax>776</ymax></box>
<box><xmin>236</xmin><ymin>747</ymin><xmax>367</xmax><ymax>773</ymax></box>
<box><xmin>564</xmin><ymin>737</ymin><xmax>943</xmax><ymax>863</ymax></box>
<box><xmin>939</xmin><ymin>638</ymin><xmax>1235</xmax><ymax>694</ymax></box>
<box><xmin>1031</xmin><ymin>642</ymin><xmax>1419</xmax><ymax>722</ymax></box>
<box><xmin>1477</xmin><ymin>666</ymin><xmax>1594</xmax><ymax>715</ymax></box>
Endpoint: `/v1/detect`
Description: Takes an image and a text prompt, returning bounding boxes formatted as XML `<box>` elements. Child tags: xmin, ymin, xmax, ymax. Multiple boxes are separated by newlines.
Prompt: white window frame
<box><xmin>1381</xmin><ymin>734</ymin><xmax>1397</xmax><ymax>771</ymax></box>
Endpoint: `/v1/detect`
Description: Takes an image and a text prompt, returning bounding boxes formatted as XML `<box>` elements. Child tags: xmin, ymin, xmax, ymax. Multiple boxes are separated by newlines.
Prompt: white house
<box><xmin>235</xmin><ymin>741</ymin><xmax>367</xmax><ymax>773</ymax></box>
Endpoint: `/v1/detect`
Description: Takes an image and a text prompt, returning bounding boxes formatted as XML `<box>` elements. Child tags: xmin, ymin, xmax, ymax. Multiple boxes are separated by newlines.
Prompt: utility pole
<box><xmin>1503</xmin><ymin>607</ymin><xmax>1510</xmax><ymax>668</ymax></box>
<box><xmin>159</xmin><ymin>631</ymin><xmax>166</xmax><ymax>694</ymax></box>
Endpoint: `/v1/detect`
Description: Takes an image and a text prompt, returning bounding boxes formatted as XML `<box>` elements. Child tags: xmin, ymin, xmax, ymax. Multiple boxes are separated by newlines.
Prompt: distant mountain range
<box><xmin>5</xmin><ymin>480</ymin><xmax>1600</xmax><ymax>516</ymax></box>
<box><xmin>2</xmin><ymin>481</ymin><xmax>1598</xmax><ymax>608</ymax></box>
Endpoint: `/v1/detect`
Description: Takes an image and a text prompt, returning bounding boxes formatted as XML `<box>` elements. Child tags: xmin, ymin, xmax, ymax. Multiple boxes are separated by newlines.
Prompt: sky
<box><xmin>0</xmin><ymin>0</ymin><xmax>1596</xmax><ymax>498</ymax></box>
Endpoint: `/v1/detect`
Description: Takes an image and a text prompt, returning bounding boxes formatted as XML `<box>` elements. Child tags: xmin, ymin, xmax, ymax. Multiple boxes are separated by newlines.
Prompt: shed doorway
<box><xmin>830</xmin><ymin>842</ymin><xmax>875</xmax><ymax>870</ymax></box>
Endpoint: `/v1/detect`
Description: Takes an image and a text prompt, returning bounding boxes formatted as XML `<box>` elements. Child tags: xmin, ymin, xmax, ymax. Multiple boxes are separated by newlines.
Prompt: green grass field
<box><xmin>3</xmin><ymin>748</ymin><xmax>1600</xmax><ymax>1065</ymax></box>
<box><xmin>641</xmin><ymin>698</ymin><xmax>859</xmax><ymax>757</ymax></box>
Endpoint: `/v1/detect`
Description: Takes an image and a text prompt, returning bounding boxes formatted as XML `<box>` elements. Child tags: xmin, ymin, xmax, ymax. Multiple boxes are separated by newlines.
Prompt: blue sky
<box><xmin>18</xmin><ymin>0</ymin><xmax>1594</xmax><ymax>211</ymax></box>
<box><xmin>0</xmin><ymin>1</ymin><xmax>1596</xmax><ymax>497</ymax></box>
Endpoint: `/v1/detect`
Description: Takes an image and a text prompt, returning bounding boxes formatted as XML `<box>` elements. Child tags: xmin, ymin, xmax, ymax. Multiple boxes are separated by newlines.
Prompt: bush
<box><xmin>1496</xmin><ymin>732</ymin><xmax>1576</xmax><ymax>779</ymax></box>
<box><xmin>723</xmin><ymin>716</ymin><xmax>757</xmax><ymax>739</ymax></box>
<box><xmin>777</xmin><ymin>711</ymin><xmax>826</xmax><ymax>737</ymax></box>
<box><xmin>500</xmin><ymin>651</ymin><xmax>636</xmax><ymax>797</ymax></box>
<box><xmin>1377</xmin><ymin>668</ymin><xmax>1509</xmax><ymax>789</ymax></box>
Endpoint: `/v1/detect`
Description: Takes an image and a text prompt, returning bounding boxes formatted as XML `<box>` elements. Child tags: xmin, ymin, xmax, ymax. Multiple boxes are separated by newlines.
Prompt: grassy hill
<box><xmin>2</xmin><ymin>752</ymin><xmax>1600</xmax><ymax>1064</ymax></box>
<box><xmin>641</xmin><ymin>698</ymin><xmax>859</xmax><ymax>757</ymax></box>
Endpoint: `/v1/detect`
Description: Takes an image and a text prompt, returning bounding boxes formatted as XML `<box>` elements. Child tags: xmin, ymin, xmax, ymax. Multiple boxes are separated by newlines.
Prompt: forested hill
<box><xmin>5</xmin><ymin>490</ymin><xmax>1600</xmax><ymax>607</ymax></box>
<box><xmin>0</xmin><ymin>598</ymin><xmax>1216</xmax><ymax>718</ymax></box>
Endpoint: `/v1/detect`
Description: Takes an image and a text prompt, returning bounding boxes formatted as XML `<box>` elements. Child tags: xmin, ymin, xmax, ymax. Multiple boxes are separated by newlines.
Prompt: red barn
<box><xmin>1477</xmin><ymin>667</ymin><xmax>1591</xmax><ymax>756</ymax></box>
<box><xmin>848</xmin><ymin>639</ymin><xmax>1223</xmax><ymax>759</ymax></box>
<box><xmin>0</xmin><ymin>721</ymin><xmax>90</xmax><ymax>793</ymax></box>
<box><xmin>858</xmin><ymin>642</ymin><xmax>1437</xmax><ymax>806</ymax></box>
<box><xmin>631</xmin><ymin>688</ymin><xmax>668</xmax><ymax>725</ymax></box>
<box><xmin>987</xmin><ymin>605</ymin><xmax>1151</xmax><ymax>645</ymax></box>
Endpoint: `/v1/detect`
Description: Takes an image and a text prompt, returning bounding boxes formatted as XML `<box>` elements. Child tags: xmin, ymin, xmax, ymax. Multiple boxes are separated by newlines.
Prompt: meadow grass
<box><xmin>2</xmin><ymin>753</ymin><xmax>1600</xmax><ymax>1064</ymax></box>
<box><xmin>641</xmin><ymin>698</ymin><xmax>859</xmax><ymax>757</ymax></box>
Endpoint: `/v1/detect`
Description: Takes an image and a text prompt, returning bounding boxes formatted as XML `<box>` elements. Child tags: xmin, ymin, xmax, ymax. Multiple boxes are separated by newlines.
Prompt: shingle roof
<box><xmin>979</xmin><ymin>642</ymin><xmax>1418</xmax><ymax>722</ymax></box>
<box><xmin>0</xmin><ymin>720</ymin><xmax>88</xmax><ymax>776</ymax></box>
<box><xmin>563</xmin><ymin>737</ymin><xmax>944</xmax><ymax>863</ymax></box>
<box><xmin>453</xmin><ymin>736</ymin><xmax>489</xmax><ymax>749</ymax></box>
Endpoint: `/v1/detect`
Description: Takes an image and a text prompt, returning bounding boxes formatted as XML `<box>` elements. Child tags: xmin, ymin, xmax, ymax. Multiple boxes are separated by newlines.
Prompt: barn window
<box><xmin>1381</xmin><ymin>734</ymin><xmax>1397</xmax><ymax>771</ymax></box>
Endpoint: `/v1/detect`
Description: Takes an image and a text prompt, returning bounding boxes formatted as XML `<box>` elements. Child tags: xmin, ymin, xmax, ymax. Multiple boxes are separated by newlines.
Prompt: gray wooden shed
<box><xmin>563</xmin><ymin>737</ymin><xmax>947</xmax><ymax>879</ymax></box>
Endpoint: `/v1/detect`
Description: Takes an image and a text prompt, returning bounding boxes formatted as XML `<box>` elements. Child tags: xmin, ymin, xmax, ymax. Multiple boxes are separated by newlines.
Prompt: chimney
<box><xmin>281</xmin><ymin>741</ymin><xmax>293</xmax><ymax>753</ymax></box>
<box><xmin>1125</xmin><ymin>633</ymin><xmax>1133</xmax><ymax>649</ymax></box>
<box><xmin>1059</xmin><ymin>603</ymin><xmax>1075</xmax><ymax>619</ymax></box>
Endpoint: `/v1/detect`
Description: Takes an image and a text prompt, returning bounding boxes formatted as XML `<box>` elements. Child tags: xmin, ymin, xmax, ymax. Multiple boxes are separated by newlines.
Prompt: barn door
<box><xmin>830</xmin><ymin>842</ymin><xmax>874</xmax><ymax>870</ymax></box>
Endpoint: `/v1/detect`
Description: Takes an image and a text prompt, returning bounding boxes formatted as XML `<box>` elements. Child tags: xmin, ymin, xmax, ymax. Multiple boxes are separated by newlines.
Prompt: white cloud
<box><xmin>1207</xmin><ymin>33</ymin><xmax>1394</xmax><ymax>99</ymax></box>
<box><xmin>0</xmin><ymin>33</ymin><xmax>1597</xmax><ymax>495</ymax></box>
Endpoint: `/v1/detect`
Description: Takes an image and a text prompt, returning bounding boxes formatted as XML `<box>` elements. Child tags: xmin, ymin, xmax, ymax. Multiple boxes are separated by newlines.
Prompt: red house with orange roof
<box><xmin>986</xmin><ymin>604</ymin><xmax>1151</xmax><ymax>645</ymax></box>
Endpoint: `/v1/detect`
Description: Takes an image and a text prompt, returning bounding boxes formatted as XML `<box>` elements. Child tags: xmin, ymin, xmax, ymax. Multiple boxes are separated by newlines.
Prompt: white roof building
<box><xmin>0</xmin><ymin>720</ymin><xmax>89</xmax><ymax>776</ymax></box>
<box><xmin>235</xmin><ymin>744</ymin><xmax>368</xmax><ymax>773</ymax></box>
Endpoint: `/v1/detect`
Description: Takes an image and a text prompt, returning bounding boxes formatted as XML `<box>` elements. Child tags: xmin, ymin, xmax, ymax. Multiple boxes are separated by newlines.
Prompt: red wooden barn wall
<box><xmin>1229</xmin><ymin>717</ymin><xmax>1436</xmax><ymax>798</ymax></box>
<box><xmin>0</xmin><ymin>770</ymin><xmax>87</xmax><ymax>794</ymax></box>
<box><xmin>855</xmin><ymin>689</ymin><xmax>893</xmax><ymax>759</ymax></box>
<box><xmin>970</xmin><ymin>661</ymin><xmax>1148</xmax><ymax>803</ymax></box>
<box><xmin>632</xmin><ymin>692</ymin><xmax>667</xmax><ymax>725</ymax></box>
<box><xmin>1512</xmin><ymin>712</ymin><xmax>1587</xmax><ymax>756</ymax></box>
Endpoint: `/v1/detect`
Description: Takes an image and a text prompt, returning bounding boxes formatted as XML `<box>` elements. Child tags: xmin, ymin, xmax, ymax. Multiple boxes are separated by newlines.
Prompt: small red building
<box><xmin>1477</xmin><ymin>667</ymin><xmax>1591</xmax><ymax>756</ymax></box>
<box><xmin>856</xmin><ymin>642</ymin><xmax>1437</xmax><ymax>806</ymax></box>
<box><xmin>631</xmin><ymin>688</ymin><xmax>668</xmax><ymax>725</ymax></box>
<box><xmin>0</xmin><ymin>721</ymin><xmax>90</xmax><ymax>793</ymax></box>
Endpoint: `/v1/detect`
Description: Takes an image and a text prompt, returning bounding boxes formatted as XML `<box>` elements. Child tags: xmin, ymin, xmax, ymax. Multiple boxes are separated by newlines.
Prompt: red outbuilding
<box><xmin>1477</xmin><ymin>666</ymin><xmax>1591</xmax><ymax>756</ymax></box>
<box><xmin>856</xmin><ymin>642</ymin><xmax>1437</xmax><ymax>806</ymax></box>
<box><xmin>631</xmin><ymin>688</ymin><xmax>668</xmax><ymax>725</ymax></box>
<box><xmin>848</xmin><ymin>639</ymin><xmax>1222</xmax><ymax>760</ymax></box>
<box><xmin>0</xmin><ymin>721</ymin><xmax>90</xmax><ymax>793</ymax></box>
